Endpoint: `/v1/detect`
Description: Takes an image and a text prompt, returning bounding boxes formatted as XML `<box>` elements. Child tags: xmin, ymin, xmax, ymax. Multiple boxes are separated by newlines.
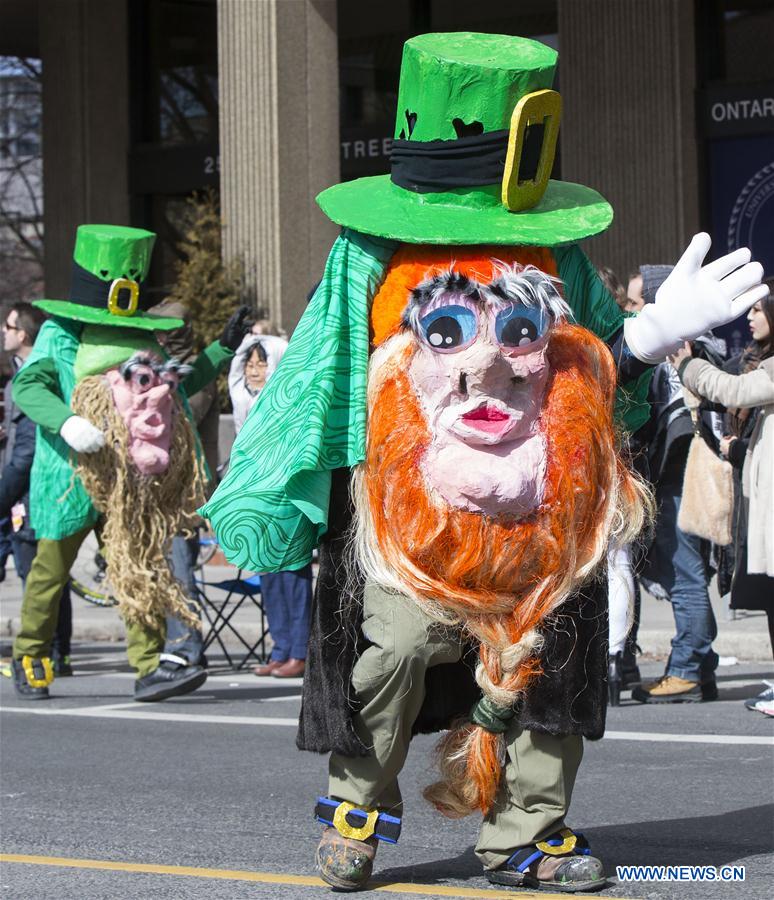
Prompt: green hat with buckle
<box><xmin>317</xmin><ymin>32</ymin><xmax>613</xmax><ymax>246</ymax></box>
<box><xmin>34</xmin><ymin>224</ymin><xmax>183</xmax><ymax>331</ymax></box>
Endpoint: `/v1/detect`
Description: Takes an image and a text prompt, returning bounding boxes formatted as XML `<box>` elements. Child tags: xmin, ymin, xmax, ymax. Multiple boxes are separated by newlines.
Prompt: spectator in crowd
<box><xmin>598</xmin><ymin>265</ymin><xmax>646</xmax><ymax>703</ymax></box>
<box><xmin>631</xmin><ymin>265</ymin><xmax>723</xmax><ymax>704</ymax></box>
<box><xmin>625</xmin><ymin>270</ymin><xmax>647</xmax><ymax>313</ymax></box>
<box><xmin>229</xmin><ymin>328</ymin><xmax>288</xmax><ymax>433</ymax></box>
<box><xmin>0</xmin><ymin>303</ymin><xmax>73</xmax><ymax>675</ymax></box>
<box><xmin>598</xmin><ymin>264</ymin><xmax>628</xmax><ymax>311</ymax></box>
<box><xmin>669</xmin><ymin>293</ymin><xmax>773</xmax><ymax>714</ymax></box>
<box><xmin>152</xmin><ymin>300</ymin><xmax>223</xmax><ymax>668</ymax></box>
<box><xmin>228</xmin><ymin>330</ymin><xmax>312</xmax><ymax>678</ymax></box>
<box><xmin>1</xmin><ymin>359</ymin><xmax>14</xmax><ymax>581</ymax></box>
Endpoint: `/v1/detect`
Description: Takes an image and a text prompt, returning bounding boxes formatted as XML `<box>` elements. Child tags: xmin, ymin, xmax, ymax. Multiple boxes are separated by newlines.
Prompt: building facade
<box><xmin>1</xmin><ymin>0</ymin><xmax>772</xmax><ymax>337</ymax></box>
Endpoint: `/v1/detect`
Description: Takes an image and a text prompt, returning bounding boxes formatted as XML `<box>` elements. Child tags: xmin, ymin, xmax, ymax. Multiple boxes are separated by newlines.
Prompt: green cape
<box><xmin>200</xmin><ymin>230</ymin><xmax>398</xmax><ymax>570</ymax></box>
<box><xmin>201</xmin><ymin>231</ymin><xmax>650</xmax><ymax>573</ymax></box>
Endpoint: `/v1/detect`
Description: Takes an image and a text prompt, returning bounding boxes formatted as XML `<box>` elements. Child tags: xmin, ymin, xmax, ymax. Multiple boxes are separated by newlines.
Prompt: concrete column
<box><xmin>39</xmin><ymin>0</ymin><xmax>130</xmax><ymax>298</ymax></box>
<box><xmin>558</xmin><ymin>0</ymin><xmax>700</xmax><ymax>278</ymax></box>
<box><xmin>218</xmin><ymin>0</ymin><xmax>339</xmax><ymax>332</ymax></box>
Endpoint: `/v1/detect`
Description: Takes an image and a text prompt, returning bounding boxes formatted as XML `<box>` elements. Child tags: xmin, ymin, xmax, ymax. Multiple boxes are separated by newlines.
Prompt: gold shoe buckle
<box><xmin>536</xmin><ymin>829</ymin><xmax>577</xmax><ymax>856</ymax></box>
<box><xmin>22</xmin><ymin>655</ymin><xmax>54</xmax><ymax>688</ymax></box>
<box><xmin>332</xmin><ymin>801</ymin><xmax>379</xmax><ymax>841</ymax></box>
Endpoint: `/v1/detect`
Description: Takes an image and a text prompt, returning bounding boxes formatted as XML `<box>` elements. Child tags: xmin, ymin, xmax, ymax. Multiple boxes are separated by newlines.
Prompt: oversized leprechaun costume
<box><xmin>11</xmin><ymin>225</ymin><xmax>245</xmax><ymax>703</ymax></box>
<box><xmin>203</xmin><ymin>34</ymin><xmax>766</xmax><ymax>893</ymax></box>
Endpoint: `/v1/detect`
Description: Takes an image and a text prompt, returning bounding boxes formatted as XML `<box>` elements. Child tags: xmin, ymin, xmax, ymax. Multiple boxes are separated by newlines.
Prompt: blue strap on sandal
<box><xmin>314</xmin><ymin>796</ymin><xmax>402</xmax><ymax>844</ymax></box>
<box><xmin>506</xmin><ymin>828</ymin><xmax>591</xmax><ymax>874</ymax></box>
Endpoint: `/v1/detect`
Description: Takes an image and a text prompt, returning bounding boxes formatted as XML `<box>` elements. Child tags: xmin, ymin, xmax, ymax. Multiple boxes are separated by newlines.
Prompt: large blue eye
<box><xmin>420</xmin><ymin>305</ymin><xmax>478</xmax><ymax>351</ymax></box>
<box><xmin>495</xmin><ymin>306</ymin><xmax>548</xmax><ymax>349</ymax></box>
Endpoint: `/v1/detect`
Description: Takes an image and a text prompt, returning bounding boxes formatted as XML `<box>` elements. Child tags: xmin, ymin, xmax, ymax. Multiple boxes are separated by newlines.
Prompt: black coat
<box><xmin>0</xmin><ymin>409</ymin><xmax>36</xmax><ymax>541</ymax></box>
<box><xmin>718</xmin><ymin>354</ymin><xmax>773</xmax><ymax>612</ymax></box>
<box><xmin>296</xmin><ymin>468</ymin><xmax>609</xmax><ymax>758</ymax></box>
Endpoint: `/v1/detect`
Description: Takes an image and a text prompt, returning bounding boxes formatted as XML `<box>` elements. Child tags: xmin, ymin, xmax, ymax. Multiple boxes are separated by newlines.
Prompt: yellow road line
<box><xmin>0</xmin><ymin>853</ymin><xmax>628</xmax><ymax>899</ymax></box>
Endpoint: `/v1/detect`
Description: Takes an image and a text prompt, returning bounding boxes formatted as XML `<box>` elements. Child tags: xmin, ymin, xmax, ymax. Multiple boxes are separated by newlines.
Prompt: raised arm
<box><xmin>678</xmin><ymin>357</ymin><xmax>774</xmax><ymax>410</ymax></box>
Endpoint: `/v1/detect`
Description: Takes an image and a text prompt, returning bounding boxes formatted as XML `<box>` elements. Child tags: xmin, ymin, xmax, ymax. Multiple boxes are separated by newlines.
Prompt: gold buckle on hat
<box><xmin>332</xmin><ymin>801</ymin><xmax>379</xmax><ymax>841</ymax></box>
<box><xmin>107</xmin><ymin>278</ymin><xmax>139</xmax><ymax>317</ymax></box>
<box><xmin>501</xmin><ymin>89</ymin><xmax>562</xmax><ymax>213</ymax></box>
<box><xmin>22</xmin><ymin>655</ymin><xmax>54</xmax><ymax>688</ymax></box>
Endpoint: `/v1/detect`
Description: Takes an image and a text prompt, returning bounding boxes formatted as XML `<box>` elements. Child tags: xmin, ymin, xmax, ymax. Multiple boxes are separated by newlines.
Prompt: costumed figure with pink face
<box><xmin>203</xmin><ymin>35</ymin><xmax>768</xmax><ymax>893</ymax></box>
<box><xmin>10</xmin><ymin>225</ymin><xmax>253</xmax><ymax>702</ymax></box>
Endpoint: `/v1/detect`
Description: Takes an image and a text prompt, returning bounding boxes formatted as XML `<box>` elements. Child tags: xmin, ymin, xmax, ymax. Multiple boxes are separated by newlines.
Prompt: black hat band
<box><xmin>70</xmin><ymin>262</ymin><xmax>152</xmax><ymax>315</ymax></box>
<box><xmin>390</xmin><ymin>124</ymin><xmax>545</xmax><ymax>194</ymax></box>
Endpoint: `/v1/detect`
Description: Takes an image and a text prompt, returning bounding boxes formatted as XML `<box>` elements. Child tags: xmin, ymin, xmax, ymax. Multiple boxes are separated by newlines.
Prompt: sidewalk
<box><xmin>1</xmin><ymin>563</ymin><xmax>770</xmax><ymax>661</ymax></box>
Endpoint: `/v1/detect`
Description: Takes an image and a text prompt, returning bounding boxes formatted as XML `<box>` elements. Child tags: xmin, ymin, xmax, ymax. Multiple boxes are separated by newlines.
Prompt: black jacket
<box><xmin>0</xmin><ymin>408</ymin><xmax>36</xmax><ymax>540</ymax></box>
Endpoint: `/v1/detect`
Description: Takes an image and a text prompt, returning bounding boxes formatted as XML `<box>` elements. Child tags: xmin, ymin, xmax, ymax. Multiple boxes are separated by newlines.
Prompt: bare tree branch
<box><xmin>0</xmin><ymin>54</ymin><xmax>44</xmax><ymax>301</ymax></box>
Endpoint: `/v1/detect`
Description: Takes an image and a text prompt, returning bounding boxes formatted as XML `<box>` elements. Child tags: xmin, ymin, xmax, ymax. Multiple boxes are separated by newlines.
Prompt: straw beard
<box><xmin>353</xmin><ymin>324</ymin><xmax>650</xmax><ymax>817</ymax></box>
<box><xmin>70</xmin><ymin>376</ymin><xmax>207</xmax><ymax>630</ymax></box>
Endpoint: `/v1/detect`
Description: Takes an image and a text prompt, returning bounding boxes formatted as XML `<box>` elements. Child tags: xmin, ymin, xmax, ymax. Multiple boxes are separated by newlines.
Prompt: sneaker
<box><xmin>744</xmin><ymin>682</ymin><xmax>774</xmax><ymax>711</ymax></box>
<box><xmin>632</xmin><ymin>674</ymin><xmax>704</xmax><ymax>703</ymax></box>
<box><xmin>753</xmin><ymin>699</ymin><xmax>774</xmax><ymax>717</ymax></box>
<box><xmin>11</xmin><ymin>657</ymin><xmax>53</xmax><ymax>700</ymax></box>
<box><xmin>52</xmin><ymin>652</ymin><xmax>73</xmax><ymax>677</ymax></box>
<box><xmin>134</xmin><ymin>660</ymin><xmax>207</xmax><ymax>702</ymax></box>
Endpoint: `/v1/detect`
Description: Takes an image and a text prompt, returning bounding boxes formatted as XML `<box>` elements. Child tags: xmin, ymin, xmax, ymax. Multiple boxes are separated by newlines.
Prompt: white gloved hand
<box><xmin>624</xmin><ymin>233</ymin><xmax>768</xmax><ymax>364</ymax></box>
<box><xmin>59</xmin><ymin>415</ymin><xmax>105</xmax><ymax>453</ymax></box>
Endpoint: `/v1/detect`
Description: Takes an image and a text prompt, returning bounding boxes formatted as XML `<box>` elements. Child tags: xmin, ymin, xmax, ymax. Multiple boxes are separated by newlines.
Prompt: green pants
<box><xmin>12</xmin><ymin>525</ymin><xmax>165</xmax><ymax>678</ymax></box>
<box><xmin>328</xmin><ymin>584</ymin><xmax>584</xmax><ymax>870</ymax></box>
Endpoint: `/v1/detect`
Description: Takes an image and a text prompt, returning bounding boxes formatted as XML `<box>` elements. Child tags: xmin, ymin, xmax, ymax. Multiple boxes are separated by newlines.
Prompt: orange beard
<box><xmin>355</xmin><ymin>323</ymin><xmax>647</xmax><ymax>815</ymax></box>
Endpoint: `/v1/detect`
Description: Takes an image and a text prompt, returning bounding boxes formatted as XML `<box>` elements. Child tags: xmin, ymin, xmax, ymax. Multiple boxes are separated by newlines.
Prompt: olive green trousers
<box><xmin>12</xmin><ymin>525</ymin><xmax>164</xmax><ymax>678</ymax></box>
<box><xmin>328</xmin><ymin>584</ymin><xmax>584</xmax><ymax>870</ymax></box>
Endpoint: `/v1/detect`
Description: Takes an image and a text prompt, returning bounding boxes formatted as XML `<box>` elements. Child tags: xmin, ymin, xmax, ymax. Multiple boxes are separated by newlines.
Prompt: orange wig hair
<box><xmin>353</xmin><ymin>245</ymin><xmax>650</xmax><ymax>817</ymax></box>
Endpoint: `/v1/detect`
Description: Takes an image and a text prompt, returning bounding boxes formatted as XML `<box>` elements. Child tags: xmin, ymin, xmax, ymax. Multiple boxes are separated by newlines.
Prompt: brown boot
<box><xmin>316</xmin><ymin>825</ymin><xmax>377</xmax><ymax>891</ymax></box>
<box><xmin>272</xmin><ymin>658</ymin><xmax>305</xmax><ymax>678</ymax></box>
<box><xmin>252</xmin><ymin>660</ymin><xmax>285</xmax><ymax>677</ymax></box>
<box><xmin>632</xmin><ymin>674</ymin><xmax>703</xmax><ymax>703</ymax></box>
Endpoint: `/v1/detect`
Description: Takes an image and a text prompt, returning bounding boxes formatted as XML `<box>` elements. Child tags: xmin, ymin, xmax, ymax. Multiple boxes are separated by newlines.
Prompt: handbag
<box><xmin>677</xmin><ymin>390</ymin><xmax>734</xmax><ymax>546</ymax></box>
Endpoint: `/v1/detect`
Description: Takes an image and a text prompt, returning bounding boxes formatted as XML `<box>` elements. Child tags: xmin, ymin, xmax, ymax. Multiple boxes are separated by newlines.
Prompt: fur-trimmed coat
<box><xmin>296</xmin><ymin>468</ymin><xmax>609</xmax><ymax>757</ymax></box>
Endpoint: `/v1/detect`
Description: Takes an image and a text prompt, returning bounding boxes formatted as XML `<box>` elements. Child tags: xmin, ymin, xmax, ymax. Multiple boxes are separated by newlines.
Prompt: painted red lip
<box><xmin>460</xmin><ymin>404</ymin><xmax>513</xmax><ymax>434</ymax></box>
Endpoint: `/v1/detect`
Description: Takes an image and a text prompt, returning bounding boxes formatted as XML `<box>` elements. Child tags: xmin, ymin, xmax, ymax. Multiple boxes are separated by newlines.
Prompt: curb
<box><xmin>1</xmin><ymin>619</ymin><xmax>771</xmax><ymax>662</ymax></box>
<box><xmin>636</xmin><ymin>629</ymin><xmax>772</xmax><ymax>662</ymax></box>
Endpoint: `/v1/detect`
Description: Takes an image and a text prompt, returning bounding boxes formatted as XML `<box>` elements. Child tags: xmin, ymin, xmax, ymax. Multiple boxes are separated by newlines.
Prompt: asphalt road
<box><xmin>1</xmin><ymin>645</ymin><xmax>772</xmax><ymax>900</ymax></box>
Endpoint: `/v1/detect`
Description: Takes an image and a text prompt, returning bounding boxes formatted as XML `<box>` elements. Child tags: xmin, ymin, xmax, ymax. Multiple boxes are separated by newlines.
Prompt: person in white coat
<box><xmin>227</xmin><ymin>328</ymin><xmax>312</xmax><ymax>678</ymax></box>
<box><xmin>670</xmin><ymin>306</ymin><xmax>774</xmax><ymax>715</ymax></box>
<box><xmin>228</xmin><ymin>332</ymin><xmax>288</xmax><ymax>434</ymax></box>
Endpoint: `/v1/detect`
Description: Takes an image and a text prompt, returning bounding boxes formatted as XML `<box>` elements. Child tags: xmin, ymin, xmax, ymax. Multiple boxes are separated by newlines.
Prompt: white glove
<box><xmin>59</xmin><ymin>415</ymin><xmax>105</xmax><ymax>453</ymax></box>
<box><xmin>624</xmin><ymin>233</ymin><xmax>768</xmax><ymax>364</ymax></box>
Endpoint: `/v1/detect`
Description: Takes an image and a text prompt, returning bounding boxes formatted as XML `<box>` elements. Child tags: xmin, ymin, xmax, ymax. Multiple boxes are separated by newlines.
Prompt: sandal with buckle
<box><xmin>12</xmin><ymin>656</ymin><xmax>54</xmax><ymax>700</ymax></box>
<box><xmin>314</xmin><ymin>797</ymin><xmax>401</xmax><ymax>891</ymax></box>
<box><xmin>486</xmin><ymin>828</ymin><xmax>606</xmax><ymax>893</ymax></box>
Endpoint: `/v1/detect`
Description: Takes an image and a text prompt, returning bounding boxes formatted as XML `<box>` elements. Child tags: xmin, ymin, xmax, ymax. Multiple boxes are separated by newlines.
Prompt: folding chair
<box><xmin>195</xmin><ymin>538</ymin><xmax>270</xmax><ymax>669</ymax></box>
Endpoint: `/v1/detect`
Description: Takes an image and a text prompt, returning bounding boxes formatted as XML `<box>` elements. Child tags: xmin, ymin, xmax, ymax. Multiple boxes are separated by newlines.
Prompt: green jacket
<box><xmin>13</xmin><ymin>317</ymin><xmax>232</xmax><ymax>540</ymax></box>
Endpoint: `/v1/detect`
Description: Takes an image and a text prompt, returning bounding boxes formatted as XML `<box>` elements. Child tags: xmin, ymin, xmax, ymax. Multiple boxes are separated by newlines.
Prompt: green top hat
<box><xmin>34</xmin><ymin>224</ymin><xmax>183</xmax><ymax>331</ymax></box>
<box><xmin>317</xmin><ymin>33</ymin><xmax>613</xmax><ymax>246</ymax></box>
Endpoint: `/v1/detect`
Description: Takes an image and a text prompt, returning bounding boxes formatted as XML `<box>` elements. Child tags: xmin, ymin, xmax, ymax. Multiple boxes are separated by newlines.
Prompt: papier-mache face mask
<box><xmin>404</xmin><ymin>263</ymin><xmax>569</xmax><ymax>516</ymax></box>
<box><xmin>367</xmin><ymin>244</ymin><xmax>572</xmax><ymax>518</ymax></box>
<box><xmin>106</xmin><ymin>353</ymin><xmax>192</xmax><ymax>475</ymax></box>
